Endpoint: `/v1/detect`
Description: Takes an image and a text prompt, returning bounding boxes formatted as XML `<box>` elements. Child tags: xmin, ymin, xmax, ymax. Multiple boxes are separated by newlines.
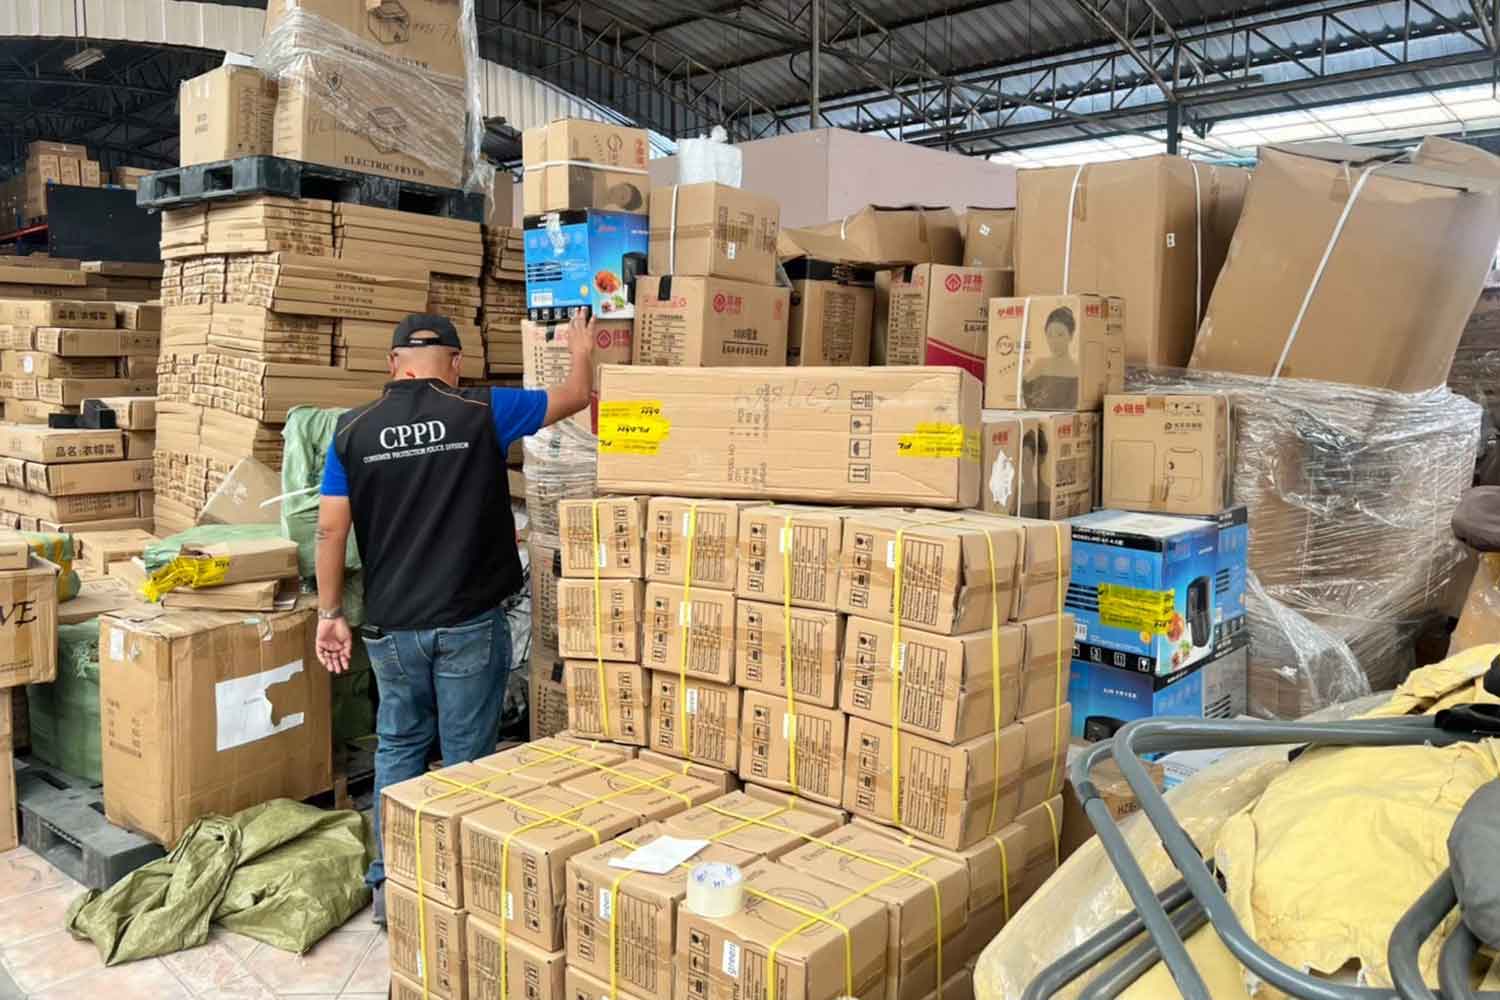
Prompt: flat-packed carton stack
<box><xmin>0</xmin><ymin>299</ymin><xmax>159</xmax><ymax>429</ymax></box>
<box><xmin>0</xmin><ymin>530</ymin><xmax>59</xmax><ymax>852</ymax></box>
<box><xmin>637</xmin><ymin>181</ymin><xmax>788</xmax><ymax>367</ymax></box>
<box><xmin>480</xmin><ymin>226</ymin><xmax>526</xmax><ymax>376</ymax></box>
<box><xmin>81</xmin><ymin>261</ymin><xmax>165</xmax><ymax>305</ymax></box>
<box><xmin>520</xmin><ymin>118</ymin><xmax>652</xmax><ymax>743</ymax></box>
<box><xmin>0</xmin><ymin>140</ymin><xmax>104</xmax><ymax>226</ymax></box>
<box><xmin>0</xmin><ymin>423</ymin><xmax>155</xmax><ymax>535</ymax></box>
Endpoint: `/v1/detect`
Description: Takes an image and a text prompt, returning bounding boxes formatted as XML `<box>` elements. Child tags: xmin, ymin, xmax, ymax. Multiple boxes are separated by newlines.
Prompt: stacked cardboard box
<box><xmin>481</xmin><ymin>227</ymin><xmax>526</xmax><ymax>375</ymax></box>
<box><xmin>636</xmin><ymin>181</ymin><xmax>789</xmax><ymax>367</ymax></box>
<box><xmin>0</xmin><ymin>534</ymin><xmax>60</xmax><ymax>852</ymax></box>
<box><xmin>0</xmin><ymin>425</ymin><xmax>154</xmax><ymax>533</ymax></box>
<box><xmin>0</xmin><ymin>299</ymin><xmax>159</xmax><ymax>429</ymax></box>
<box><xmin>521</xmin><ymin>119</ymin><xmax>652</xmax><ymax>745</ymax></box>
<box><xmin>0</xmin><ymin>141</ymin><xmax>104</xmax><ymax>225</ymax></box>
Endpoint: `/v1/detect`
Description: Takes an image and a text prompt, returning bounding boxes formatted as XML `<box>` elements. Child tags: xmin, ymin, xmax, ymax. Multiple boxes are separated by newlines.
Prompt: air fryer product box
<box><xmin>1102</xmin><ymin>393</ymin><xmax>1231</xmax><ymax>516</ymax></box>
<box><xmin>1069</xmin><ymin>642</ymin><xmax>1248</xmax><ymax>741</ymax></box>
<box><xmin>523</xmin><ymin>210</ymin><xmax>649</xmax><ymax>321</ymax></box>
<box><xmin>784</xmin><ymin>258</ymin><xmax>875</xmax><ymax>366</ymax></box>
<box><xmin>986</xmin><ymin>294</ymin><xmax>1125</xmax><ymax>411</ymax></box>
<box><xmin>1066</xmin><ymin>508</ymin><xmax>1249</xmax><ymax>675</ymax></box>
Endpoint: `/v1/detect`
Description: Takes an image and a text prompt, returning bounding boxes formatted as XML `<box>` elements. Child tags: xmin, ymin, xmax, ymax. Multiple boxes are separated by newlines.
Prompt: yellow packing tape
<box><xmin>591</xmin><ymin>500</ymin><xmax>610</xmax><ymax>737</ymax></box>
<box><xmin>781</xmin><ymin>515</ymin><xmax>800</xmax><ymax>793</ymax></box>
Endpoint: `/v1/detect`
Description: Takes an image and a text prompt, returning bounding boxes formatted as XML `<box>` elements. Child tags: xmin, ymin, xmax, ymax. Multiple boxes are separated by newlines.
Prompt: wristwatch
<box><xmin>318</xmin><ymin>607</ymin><xmax>345</xmax><ymax>621</ymax></box>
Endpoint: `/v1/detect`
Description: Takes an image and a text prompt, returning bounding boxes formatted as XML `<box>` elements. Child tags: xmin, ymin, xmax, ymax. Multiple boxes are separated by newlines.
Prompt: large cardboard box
<box><xmin>521</xmin><ymin>119</ymin><xmax>650</xmax><ymax>215</ymax></box>
<box><xmin>474</xmin><ymin>737</ymin><xmax>628</xmax><ymax>787</ymax></box>
<box><xmin>0</xmin><ymin>300</ymin><xmax>115</xmax><ymax>328</ymax></box>
<box><xmin>835</xmin><ymin>511</ymin><xmax>1025</xmax><ymax>635</ymax></box>
<box><xmin>1070</xmin><ymin>643</ymin><xmax>1248</xmax><ymax>740</ymax></box>
<box><xmin>636</xmin><ymin>750</ymin><xmax>738</xmax><ymax>793</ymax></box>
<box><xmin>884</xmin><ymin>264</ymin><xmax>1011</xmax><ymax>375</ymax></box>
<box><xmin>735</xmin><ymin>504</ymin><xmax>849</xmax><ymax>610</ymax></box>
<box><xmin>564</xmin><ymin>967</ymin><xmax>649</xmax><ymax>1000</ymax></box>
<box><xmin>564</xmin><ymin>660</ymin><xmax>649</xmax><ymax>746</ymax></box>
<box><xmin>559</xmin><ymin>759</ymin><xmax>720</xmax><ymax>825</ymax></box>
<box><xmin>784</xmin><ymin>260</ymin><xmax>875</xmax><ymax>366</ymax></box>
<box><xmin>529</xmin><ymin>537</ymin><xmax>562</xmax><ymax>650</ymax></box>
<box><xmin>1192</xmin><ymin>139</ymin><xmax>1500</xmax><ymax>390</ymax></box>
<box><xmin>985</xmin><ymin>294</ymin><xmax>1125</xmax><ymax>411</ymax></box>
<box><xmin>963</xmin><ymin>208</ymin><xmax>1015</xmax><ymax>268</ymax></box>
<box><xmin>0</xmin><ymin>425</ymin><xmax>124</xmax><ymax>463</ymax></box>
<box><xmin>1016</xmin><ymin>156</ymin><xmax>1248</xmax><ymax>367</ymax></box>
<box><xmin>522</xmin><ymin>211</ymin><xmax>649</xmax><ymax>321</ymax></box>
<box><xmin>461</xmin><ymin>785</ymin><xmax>636</xmax><ymax>948</ymax></box>
<box><xmin>23</xmin><ymin>459</ymin><xmax>153</xmax><ymax>497</ymax></box>
<box><xmin>1025</xmin><ymin>411</ymin><xmax>1099</xmax><ymax>521</ymax></box>
<box><xmin>98</xmin><ymin>608</ymin><xmax>332</xmax><ymax>845</ymax></box>
<box><xmin>645</xmin><ymin>496</ymin><xmax>752</xmax><ymax>591</ymax></box>
<box><xmin>272</xmin><ymin>58</ymin><xmax>465</xmax><ymax>188</ymax></box>
<box><xmin>520</xmin><ymin>318</ymin><xmax>631</xmax><ymax>436</ymax></box>
<box><xmin>779</xmin><ymin>204</ymin><xmax>963</xmax><ymax>267</ymax></box>
<box><xmin>0</xmin><ymin>557</ymin><xmax>59</xmax><ymax>690</ymax></box>
<box><xmin>781</xmin><ymin>826</ymin><xmax>969</xmax><ymax>1000</ymax></box>
<box><xmin>643</xmin><ymin>584</ymin><xmax>735</xmax><ymax>684</ymax></box>
<box><xmin>597</xmin><ymin>366</ymin><xmax>983</xmax><ymax>508</ymax></box>
<box><xmin>467</xmin><ymin>919</ymin><xmax>564</xmax><ymax>1000</ymax></box>
<box><xmin>381</xmin><ymin>762</ymin><xmax>538</xmax><ymax>906</ymax></box>
<box><xmin>566</xmin><ymin>821</ymin><xmax>757</xmax><ymax>998</ymax></box>
<box><xmin>557</xmin><ymin>496</ymin><xmax>646</xmax><ymax>579</ymax></box>
<box><xmin>89</xmin><ymin>396</ymin><xmax>157</xmax><ymax>429</ymax></box>
<box><xmin>178</xmin><ymin>67</ymin><xmax>277</xmax><ymax>167</ymax></box>
<box><xmin>647</xmin><ymin>671</ymin><xmax>739</xmax><ymax>770</ymax></box>
<box><xmin>738</xmin><ymin>688</ymin><xmax>846</xmax><ymax>807</ymax></box>
<box><xmin>648</xmin><ymin>182</ymin><xmax>780</xmax><ymax>284</ymax></box>
<box><xmin>659</xmin><ymin>788</ymin><xmax>845</xmax><ymax>858</ymax></box>
<box><xmin>735</xmin><ymin>599</ymin><xmax>843</xmax><ymax>709</ymax></box>
<box><xmin>843</xmin><ymin>704</ymin><xmax>1071</xmax><ymax>850</ymax></box>
<box><xmin>555</xmin><ymin>578</ymin><xmax>642</xmax><ymax>661</ymax></box>
<box><xmin>386</xmin><ymin>881</ymin><xmax>467</xmax><ymax>1000</ymax></box>
<box><xmin>265</xmin><ymin>0</ymin><xmax>467</xmax><ymax>75</ymax></box>
<box><xmin>632</xmin><ymin>275</ymin><xmax>789</xmax><ymax>367</ymax></box>
<box><xmin>1101</xmin><ymin>393</ymin><xmax>1231</xmax><ymax>516</ymax></box>
<box><xmin>676</xmin><ymin>860</ymin><xmax>889</xmax><ymax>1000</ymax></box>
<box><xmin>1452</xmin><ymin>552</ymin><xmax>1500</xmax><ymax>653</ymax></box>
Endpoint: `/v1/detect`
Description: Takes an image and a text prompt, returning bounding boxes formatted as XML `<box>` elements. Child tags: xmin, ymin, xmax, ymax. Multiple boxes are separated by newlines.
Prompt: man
<box><xmin>314</xmin><ymin>310</ymin><xmax>596</xmax><ymax>924</ymax></box>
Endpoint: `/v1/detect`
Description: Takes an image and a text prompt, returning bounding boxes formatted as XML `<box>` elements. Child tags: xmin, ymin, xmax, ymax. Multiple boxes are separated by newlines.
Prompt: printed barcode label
<box><xmin>599</xmin><ymin>888</ymin><xmax>613</xmax><ymax>919</ymax></box>
<box><xmin>679</xmin><ymin>602</ymin><xmax>692</xmax><ymax>627</ymax></box>
<box><xmin>1074</xmin><ymin>620</ymin><xmax>1088</xmax><ymax>640</ymax></box>
<box><xmin>598</xmin><ymin>544</ymin><xmax>608</xmax><ymax>567</ymax></box>
<box><xmin>505</xmin><ymin>891</ymin><xmax>514</xmax><ymax>921</ymax></box>
<box><xmin>726</xmin><ymin>242</ymin><xmax>738</xmax><ymax>260</ymax></box>
<box><xmin>686</xmin><ymin>688</ymin><xmax>700</xmax><ymax>714</ymax></box>
<box><xmin>779</xmin><ymin>525</ymin><xmax>790</xmax><ymax>554</ymax></box>
<box><xmin>886</xmin><ymin>540</ymin><xmax>896</xmax><ymax>569</ymax></box>
<box><xmin>723</xmin><ymin>940</ymin><xmax>741</xmax><ymax>977</ymax></box>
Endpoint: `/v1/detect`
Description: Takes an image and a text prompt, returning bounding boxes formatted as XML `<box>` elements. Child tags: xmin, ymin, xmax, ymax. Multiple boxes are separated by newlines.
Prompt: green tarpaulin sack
<box><xmin>27</xmin><ymin>619</ymin><xmax>103</xmax><ymax>782</ymax></box>
<box><xmin>66</xmin><ymin>799</ymin><xmax>372</xmax><ymax>965</ymax></box>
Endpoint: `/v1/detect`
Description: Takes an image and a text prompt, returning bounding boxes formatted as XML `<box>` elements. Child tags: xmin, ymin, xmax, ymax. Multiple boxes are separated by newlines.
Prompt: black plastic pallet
<box><xmin>135</xmin><ymin>155</ymin><xmax>485</xmax><ymax>221</ymax></box>
<box><xmin>16</xmin><ymin>761</ymin><xmax>165</xmax><ymax>890</ymax></box>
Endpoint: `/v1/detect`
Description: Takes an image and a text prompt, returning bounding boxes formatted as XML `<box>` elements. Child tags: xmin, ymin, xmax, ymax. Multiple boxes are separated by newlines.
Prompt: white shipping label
<box><xmin>679</xmin><ymin>602</ymin><xmax>692</xmax><ymax>627</ymax></box>
<box><xmin>598</xmin><ymin>888</ymin><xmax>613</xmax><ymax>919</ymax></box>
<box><xmin>726</xmin><ymin>242</ymin><xmax>738</xmax><ymax>260</ymax></box>
<box><xmin>1166</xmin><ymin>232</ymin><xmax>1177</xmax><ymax>248</ymax></box>
<box><xmin>978</xmin><ymin>223</ymin><xmax>992</xmax><ymax>236</ymax></box>
<box><xmin>779</xmin><ymin>525</ymin><xmax>790</xmax><ymax>554</ymax></box>
<box><xmin>686</xmin><ymin>688</ymin><xmax>700</xmax><ymax>715</ymax></box>
<box><xmin>607</xmin><ymin>835</ymin><xmax>710</xmax><ymax>875</ymax></box>
<box><xmin>598</xmin><ymin>544</ymin><xmax>608</xmax><ymax>568</ymax></box>
<box><xmin>20</xmin><ymin>356</ymin><xmax>33</xmax><ymax>374</ymax></box>
<box><xmin>215</xmin><ymin>660</ymin><xmax>306</xmax><ymax>752</ymax></box>
<box><xmin>109</xmin><ymin>627</ymin><xmax>125</xmax><ymax>661</ymax></box>
<box><xmin>723</xmin><ymin>940</ymin><xmax>742</xmax><ymax>977</ymax></box>
<box><xmin>1075</xmin><ymin>620</ymin><xmax>1088</xmax><ymax>641</ymax></box>
<box><xmin>886</xmin><ymin>540</ymin><xmax>896</xmax><ymax>569</ymax></box>
<box><xmin>506</xmin><ymin>891</ymin><xmax>515</xmax><ymax>921</ymax></box>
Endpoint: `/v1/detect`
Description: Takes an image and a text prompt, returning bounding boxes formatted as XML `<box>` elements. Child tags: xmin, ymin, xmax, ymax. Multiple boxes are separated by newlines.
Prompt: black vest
<box><xmin>334</xmin><ymin>379</ymin><xmax>521</xmax><ymax>628</ymax></box>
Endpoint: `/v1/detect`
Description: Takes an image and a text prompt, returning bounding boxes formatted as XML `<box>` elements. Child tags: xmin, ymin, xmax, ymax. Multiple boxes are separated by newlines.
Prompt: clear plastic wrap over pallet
<box><xmin>255</xmin><ymin>0</ymin><xmax>491</xmax><ymax>193</ymax></box>
<box><xmin>1127</xmin><ymin>366</ymin><xmax>1481</xmax><ymax>717</ymax></box>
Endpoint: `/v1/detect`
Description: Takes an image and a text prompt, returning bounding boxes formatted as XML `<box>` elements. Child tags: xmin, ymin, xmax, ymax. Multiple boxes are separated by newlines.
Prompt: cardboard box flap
<box><xmin>781</xmin><ymin>205</ymin><xmax>962</xmax><ymax>267</ymax></box>
<box><xmin>1264</xmin><ymin>140</ymin><xmax>1500</xmax><ymax>191</ymax></box>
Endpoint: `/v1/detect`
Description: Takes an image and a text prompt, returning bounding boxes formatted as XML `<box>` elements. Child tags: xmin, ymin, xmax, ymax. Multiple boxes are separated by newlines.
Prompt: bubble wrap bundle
<box><xmin>1128</xmin><ymin>367</ymin><xmax>1482</xmax><ymax>716</ymax></box>
<box><xmin>255</xmin><ymin>0</ymin><xmax>492</xmax><ymax>193</ymax></box>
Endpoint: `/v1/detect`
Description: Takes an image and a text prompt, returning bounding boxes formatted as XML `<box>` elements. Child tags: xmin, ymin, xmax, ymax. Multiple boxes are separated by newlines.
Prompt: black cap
<box><xmin>392</xmin><ymin>313</ymin><xmax>462</xmax><ymax>350</ymax></box>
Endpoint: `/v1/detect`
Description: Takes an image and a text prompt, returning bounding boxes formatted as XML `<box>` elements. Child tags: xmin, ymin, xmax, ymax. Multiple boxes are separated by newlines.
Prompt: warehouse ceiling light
<box><xmin>62</xmin><ymin>47</ymin><xmax>104</xmax><ymax>72</ymax></box>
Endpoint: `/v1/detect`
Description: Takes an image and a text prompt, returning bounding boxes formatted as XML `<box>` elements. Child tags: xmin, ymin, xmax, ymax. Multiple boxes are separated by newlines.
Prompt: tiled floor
<box><xmin>0</xmin><ymin>847</ymin><xmax>388</xmax><ymax>1000</ymax></box>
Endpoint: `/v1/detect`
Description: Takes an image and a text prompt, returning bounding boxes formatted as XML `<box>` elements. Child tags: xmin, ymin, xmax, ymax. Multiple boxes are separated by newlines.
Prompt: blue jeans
<box><xmin>364</xmin><ymin>605</ymin><xmax>511</xmax><ymax>888</ymax></box>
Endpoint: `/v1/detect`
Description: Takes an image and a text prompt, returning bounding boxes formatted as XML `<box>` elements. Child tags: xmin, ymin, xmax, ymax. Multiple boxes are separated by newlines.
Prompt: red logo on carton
<box><xmin>712</xmin><ymin>293</ymin><xmax>743</xmax><ymax>315</ymax></box>
<box><xmin>713</xmin><ymin>293</ymin><xmax>727</xmax><ymax>313</ymax></box>
<box><xmin>944</xmin><ymin>274</ymin><xmax>963</xmax><ymax>293</ymax></box>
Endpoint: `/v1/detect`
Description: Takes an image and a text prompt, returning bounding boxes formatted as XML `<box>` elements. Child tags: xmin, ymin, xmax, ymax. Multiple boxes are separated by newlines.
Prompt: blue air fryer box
<box><xmin>1069</xmin><ymin>642</ymin><xmax>1248</xmax><ymax>741</ymax></box>
<box><xmin>524</xmin><ymin>210</ymin><xmax>649</xmax><ymax>322</ymax></box>
<box><xmin>1066</xmin><ymin>507</ymin><xmax>1248</xmax><ymax>676</ymax></box>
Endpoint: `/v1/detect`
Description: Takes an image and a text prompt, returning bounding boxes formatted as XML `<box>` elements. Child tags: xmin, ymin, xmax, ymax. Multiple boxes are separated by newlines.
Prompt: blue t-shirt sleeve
<box><xmin>321</xmin><ymin>440</ymin><xmax>349</xmax><ymax>497</ymax></box>
<box><xmin>490</xmin><ymin>388</ymin><xmax>550</xmax><ymax>451</ymax></box>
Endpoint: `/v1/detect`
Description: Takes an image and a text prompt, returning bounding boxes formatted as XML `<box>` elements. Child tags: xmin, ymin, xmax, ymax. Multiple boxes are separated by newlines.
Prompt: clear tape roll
<box><xmin>686</xmin><ymin>861</ymin><xmax>744</xmax><ymax>917</ymax></box>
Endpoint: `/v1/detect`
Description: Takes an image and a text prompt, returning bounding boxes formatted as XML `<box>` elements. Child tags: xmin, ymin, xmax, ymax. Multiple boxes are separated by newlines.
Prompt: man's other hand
<box><xmin>565</xmin><ymin>308</ymin><xmax>598</xmax><ymax>366</ymax></box>
<box><xmin>316</xmin><ymin>616</ymin><xmax>354</xmax><ymax>674</ymax></box>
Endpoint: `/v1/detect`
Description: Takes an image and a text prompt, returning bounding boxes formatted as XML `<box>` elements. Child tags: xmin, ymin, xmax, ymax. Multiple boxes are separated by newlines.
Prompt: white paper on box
<box><xmin>723</xmin><ymin>941</ymin><xmax>741</xmax><ymax>977</ymax></box>
<box><xmin>215</xmin><ymin>660</ymin><xmax>306</xmax><ymax>751</ymax></box>
<box><xmin>607</xmin><ymin>835</ymin><xmax>710</xmax><ymax>876</ymax></box>
<box><xmin>108</xmin><ymin>626</ymin><xmax>124</xmax><ymax>661</ymax></box>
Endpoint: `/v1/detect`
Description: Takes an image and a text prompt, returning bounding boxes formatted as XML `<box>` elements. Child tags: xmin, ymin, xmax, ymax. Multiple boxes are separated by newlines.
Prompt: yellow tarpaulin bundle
<box><xmin>977</xmin><ymin>643</ymin><xmax>1500</xmax><ymax>1000</ymax></box>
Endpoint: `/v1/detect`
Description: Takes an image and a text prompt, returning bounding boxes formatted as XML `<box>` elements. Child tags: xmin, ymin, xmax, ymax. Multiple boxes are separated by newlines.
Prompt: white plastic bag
<box><xmin>678</xmin><ymin>126</ymin><xmax>742</xmax><ymax>187</ymax></box>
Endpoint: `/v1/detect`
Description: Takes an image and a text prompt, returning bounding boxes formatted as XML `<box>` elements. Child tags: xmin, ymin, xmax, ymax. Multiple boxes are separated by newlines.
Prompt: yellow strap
<box><xmin>984</xmin><ymin>529</ymin><xmax>1004</xmax><ymax>835</ymax></box>
<box><xmin>1046</xmin><ymin>523</ymin><xmax>1066</xmax><ymax>798</ymax></box>
<box><xmin>781</xmin><ymin>515</ymin><xmax>800</xmax><ymax>794</ymax></box>
<box><xmin>677</xmin><ymin>502</ymin><xmax>699</xmax><ymax>758</ymax></box>
<box><xmin>591</xmin><ymin>499</ymin><xmax>610</xmax><ymax>737</ymax></box>
<box><xmin>1041</xmin><ymin>798</ymin><xmax>1062</xmax><ymax>871</ymax></box>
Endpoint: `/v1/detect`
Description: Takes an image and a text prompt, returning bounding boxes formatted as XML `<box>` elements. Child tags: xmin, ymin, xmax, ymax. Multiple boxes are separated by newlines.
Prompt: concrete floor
<box><xmin>0</xmin><ymin>846</ymin><xmax>388</xmax><ymax>1000</ymax></box>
